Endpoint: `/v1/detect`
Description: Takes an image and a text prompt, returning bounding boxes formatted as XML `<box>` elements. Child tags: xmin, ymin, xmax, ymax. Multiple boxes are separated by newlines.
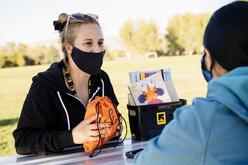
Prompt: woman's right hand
<box><xmin>72</xmin><ymin>114</ymin><xmax>111</xmax><ymax>144</ymax></box>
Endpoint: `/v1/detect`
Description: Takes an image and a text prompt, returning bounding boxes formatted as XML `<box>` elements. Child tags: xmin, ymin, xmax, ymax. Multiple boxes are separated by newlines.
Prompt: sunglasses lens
<box><xmin>86</xmin><ymin>14</ymin><xmax>98</xmax><ymax>20</ymax></box>
<box><xmin>71</xmin><ymin>13</ymin><xmax>98</xmax><ymax>21</ymax></box>
<box><xmin>71</xmin><ymin>13</ymin><xmax>83</xmax><ymax>19</ymax></box>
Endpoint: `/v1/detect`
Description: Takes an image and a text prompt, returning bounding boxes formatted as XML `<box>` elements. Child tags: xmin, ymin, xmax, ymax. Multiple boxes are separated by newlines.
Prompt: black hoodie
<box><xmin>13</xmin><ymin>60</ymin><xmax>119</xmax><ymax>155</ymax></box>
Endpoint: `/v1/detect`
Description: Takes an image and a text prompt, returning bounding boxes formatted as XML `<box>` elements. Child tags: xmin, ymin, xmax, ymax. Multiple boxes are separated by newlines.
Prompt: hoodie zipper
<box><xmin>66</xmin><ymin>93</ymin><xmax>87</xmax><ymax>109</ymax></box>
<box><xmin>57</xmin><ymin>76</ymin><xmax>105</xmax><ymax>130</ymax></box>
<box><xmin>57</xmin><ymin>92</ymin><xmax>87</xmax><ymax>130</ymax></box>
<box><xmin>66</xmin><ymin>78</ymin><xmax>105</xmax><ymax>107</ymax></box>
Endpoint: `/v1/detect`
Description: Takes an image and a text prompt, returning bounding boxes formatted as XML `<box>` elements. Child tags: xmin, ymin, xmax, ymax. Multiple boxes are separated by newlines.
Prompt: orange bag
<box><xmin>83</xmin><ymin>96</ymin><xmax>121</xmax><ymax>153</ymax></box>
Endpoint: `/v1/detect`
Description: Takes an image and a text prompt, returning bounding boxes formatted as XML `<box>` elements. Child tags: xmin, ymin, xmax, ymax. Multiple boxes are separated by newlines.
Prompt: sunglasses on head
<box><xmin>70</xmin><ymin>13</ymin><xmax>98</xmax><ymax>21</ymax></box>
<box><xmin>64</xmin><ymin>13</ymin><xmax>99</xmax><ymax>34</ymax></box>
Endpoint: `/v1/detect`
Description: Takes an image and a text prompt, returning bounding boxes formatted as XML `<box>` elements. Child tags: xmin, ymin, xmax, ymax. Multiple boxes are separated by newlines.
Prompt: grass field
<box><xmin>0</xmin><ymin>55</ymin><xmax>207</xmax><ymax>157</ymax></box>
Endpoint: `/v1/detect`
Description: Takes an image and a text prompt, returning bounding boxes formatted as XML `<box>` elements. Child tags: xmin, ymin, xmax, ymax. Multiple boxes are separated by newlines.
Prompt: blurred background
<box><xmin>0</xmin><ymin>0</ymin><xmax>236</xmax><ymax>156</ymax></box>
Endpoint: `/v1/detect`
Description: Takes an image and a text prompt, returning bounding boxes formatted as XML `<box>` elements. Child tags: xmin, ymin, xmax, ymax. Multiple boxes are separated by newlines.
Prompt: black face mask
<box><xmin>71</xmin><ymin>47</ymin><xmax>105</xmax><ymax>75</ymax></box>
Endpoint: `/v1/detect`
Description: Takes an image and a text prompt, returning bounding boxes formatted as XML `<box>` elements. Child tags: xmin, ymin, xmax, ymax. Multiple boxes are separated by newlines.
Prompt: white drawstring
<box><xmin>89</xmin><ymin>87</ymin><xmax>100</xmax><ymax>102</ymax></box>
<box><xmin>57</xmin><ymin>79</ymin><xmax>105</xmax><ymax>129</ymax></box>
<box><xmin>89</xmin><ymin>79</ymin><xmax>105</xmax><ymax>101</ymax></box>
<box><xmin>57</xmin><ymin>91</ymin><xmax>71</xmax><ymax>130</ymax></box>
<box><xmin>101</xmin><ymin>79</ymin><xmax>105</xmax><ymax>96</ymax></box>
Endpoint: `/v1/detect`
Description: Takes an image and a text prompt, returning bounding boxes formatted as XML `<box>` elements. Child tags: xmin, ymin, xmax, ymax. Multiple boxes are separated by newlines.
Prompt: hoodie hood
<box><xmin>207</xmin><ymin>66</ymin><xmax>248</xmax><ymax>122</ymax></box>
<box><xmin>32</xmin><ymin>60</ymin><xmax>69</xmax><ymax>93</ymax></box>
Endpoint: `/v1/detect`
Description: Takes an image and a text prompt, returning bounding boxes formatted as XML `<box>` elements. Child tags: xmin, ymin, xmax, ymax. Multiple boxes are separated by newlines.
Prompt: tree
<box><xmin>15</xmin><ymin>43</ymin><xmax>27</xmax><ymax>66</ymax></box>
<box><xmin>157</xmin><ymin>37</ymin><xmax>169</xmax><ymax>56</ymax></box>
<box><xmin>120</xmin><ymin>19</ymin><xmax>160</xmax><ymax>55</ymax></box>
<box><xmin>0</xmin><ymin>43</ymin><xmax>60</xmax><ymax>68</ymax></box>
<box><xmin>27</xmin><ymin>45</ymin><xmax>60</xmax><ymax>65</ymax></box>
<box><xmin>166</xmin><ymin>13</ymin><xmax>211</xmax><ymax>55</ymax></box>
<box><xmin>119</xmin><ymin>19</ymin><xmax>136</xmax><ymax>53</ymax></box>
<box><xmin>0</xmin><ymin>42</ymin><xmax>20</xmax><ymax>67</ymax></box>
<box><xmin>105</xmin><ymin>49</ymin><xmax>126</xmax><ymax>60</ymax></box>
<box><xmin>45</xmin><ymin>45</ymin><xmax>60</xmax><ymax>64</ymax></box>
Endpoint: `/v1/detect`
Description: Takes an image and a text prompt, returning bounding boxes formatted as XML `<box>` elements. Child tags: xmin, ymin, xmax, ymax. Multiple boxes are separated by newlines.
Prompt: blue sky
<box><xmin>0</xmin><ymin>0</ymin><xmax>234</xmax><ymax>46</ymax></box>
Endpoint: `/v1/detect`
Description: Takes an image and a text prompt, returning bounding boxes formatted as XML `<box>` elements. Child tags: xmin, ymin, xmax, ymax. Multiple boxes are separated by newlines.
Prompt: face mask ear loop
<box><xmin>209</xmin><ymin>55</ymin><xmax>215</xmax><ymax>75</ymax></box>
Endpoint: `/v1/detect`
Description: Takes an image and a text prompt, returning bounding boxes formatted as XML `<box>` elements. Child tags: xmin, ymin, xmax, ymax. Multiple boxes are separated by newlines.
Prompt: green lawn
<box><xmin>0</xmin><ymin>55</ymin><xmax>207</xmax><ymax>157</ymax></box>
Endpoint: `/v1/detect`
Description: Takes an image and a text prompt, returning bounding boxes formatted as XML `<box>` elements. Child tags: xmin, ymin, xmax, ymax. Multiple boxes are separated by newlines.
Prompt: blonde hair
<box><xmin>55</xmin><ymin>13</ymin><xmax>100</xmax><ymax>57</ymax></box>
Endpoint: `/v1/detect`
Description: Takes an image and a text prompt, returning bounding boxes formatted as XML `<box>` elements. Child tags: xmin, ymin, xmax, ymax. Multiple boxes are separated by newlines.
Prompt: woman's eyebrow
<box><xmin>83</xmin><ymin>39</ymin><xmax>93</xmax><ymax>41</ymax></box>
<box><xmin>82</xmin><ymin>38</ymin><xmax>104</xmax><ymax>42</ymax></box>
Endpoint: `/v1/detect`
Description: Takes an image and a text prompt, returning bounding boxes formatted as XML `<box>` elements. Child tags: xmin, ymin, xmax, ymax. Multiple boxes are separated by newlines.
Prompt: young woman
<box><xmin>13</xmin><ymin>13</ymin><xmax>119</xmax><ymax>155</ymax></box>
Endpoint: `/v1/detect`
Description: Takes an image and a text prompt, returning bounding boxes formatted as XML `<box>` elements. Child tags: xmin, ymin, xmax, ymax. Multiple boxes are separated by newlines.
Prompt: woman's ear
<box><xmin>204</xmin><ymin>49</ymin><xmax>212</xmax><ymax>71</ymax></box>
<box><xmin>63</xmin><ymin>42</ymin><xmax>73</xmax><ymax>56</ymax></box>
<box><xmin>205</xmin><ymin>49</ymin><xmax>228</xmax><ymax>78</ymax></box>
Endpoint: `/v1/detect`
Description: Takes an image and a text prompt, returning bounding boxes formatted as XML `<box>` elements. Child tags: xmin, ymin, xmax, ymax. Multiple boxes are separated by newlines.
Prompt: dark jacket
<box><xmin>13</xmin><ymin>60</ymin><xmax>119</xmax><ymax>155</ymax></box>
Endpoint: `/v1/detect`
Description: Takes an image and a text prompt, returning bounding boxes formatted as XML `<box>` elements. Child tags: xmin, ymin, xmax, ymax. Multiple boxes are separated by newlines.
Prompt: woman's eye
<box><xmin>84</xmin><ymin>42</ymin><xmax>92</xmax><ymax>45</ymax></box>
<box><xmin>98</xmin><ymin>42</ymin><xmax>104</xmax><ymax>46</ymax></box>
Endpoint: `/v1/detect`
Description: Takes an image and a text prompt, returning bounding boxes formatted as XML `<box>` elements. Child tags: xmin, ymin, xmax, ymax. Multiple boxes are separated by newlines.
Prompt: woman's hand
<box><xmin>72</xmin><ymin>114</ymin><xmax>111</xmax><ymax>144</ymax></box>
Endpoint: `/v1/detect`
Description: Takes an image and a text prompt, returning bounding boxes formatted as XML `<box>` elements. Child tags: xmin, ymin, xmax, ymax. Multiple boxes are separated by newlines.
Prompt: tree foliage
<box><xmin>0</xmin><ymin>43</ymin><xmax>60</xmax><ymax>68</ymax></box>
<box><xmin>166</xmin><ymin>13</ymin><xmax>211</xmax><ymax>55</ymax></box>
<box><xmin>0</xmin><ymin>12</ymin><xmax>212</xmax><ymax>68</ymax></box>
<box><xmin>119</xmin><ymin>13</ymin><xmax>210</xmax><ymax>56</ymax></box>
<box><xmin>105</xmin><ymin>49</ymin><xmax>126</xmax><ymax>60</ymax></box>
<box><xmin>120</xmin><ymin>19</ymin><xmax>160</xmax><ymax>54</ymax></box>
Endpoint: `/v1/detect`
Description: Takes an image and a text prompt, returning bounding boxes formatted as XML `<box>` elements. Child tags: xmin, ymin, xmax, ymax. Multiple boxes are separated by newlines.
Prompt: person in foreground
<box><xmin>13</xmin><ymin>13</ymin><xmax>119</xmax><ymax>155</ymax></box>
<box><xmin>134</xmin><ymin>1</ymin><xmax>248</xmax><ymax>165</ymax></box>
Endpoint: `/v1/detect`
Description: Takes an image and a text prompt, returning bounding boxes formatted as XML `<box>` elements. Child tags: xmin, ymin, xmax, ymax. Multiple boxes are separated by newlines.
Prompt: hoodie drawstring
<box><xmin>57</xmin><ymin>91</ymin><xmax>71</xmax><ymax>130</ymax></box>
<box><xmin>89</xmin><ymin>87</ymin><xmax>100</xmax><ymax>102</ymax></box>
<box><xmin>101</xmin><ymin>79</ymin><xmax>105</xmax><ymax>96</ymax></box>
<box><xmin>89</xmin><ymin>78</ymin><xmax>105</xmax><ymax>102</ymax></box>
<box><xmin>56</xmin><ymin>79</ymin><xmax>105</xmax><ymax>130</ymax></box>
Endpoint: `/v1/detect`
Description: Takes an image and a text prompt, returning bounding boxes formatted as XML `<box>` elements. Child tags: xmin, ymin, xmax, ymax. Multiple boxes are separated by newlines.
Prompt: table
<box><xmin>0</xmin><ymin>138</ymin><xmax>147</xmax><ymax>165</ymax></box>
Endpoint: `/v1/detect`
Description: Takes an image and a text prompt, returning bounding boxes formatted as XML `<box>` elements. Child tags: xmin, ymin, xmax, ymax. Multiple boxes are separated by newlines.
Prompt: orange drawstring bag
<box><xmin>83</xmin><ymin>96</ymin><xmax>121</xmax><ymax>155</ymax></box>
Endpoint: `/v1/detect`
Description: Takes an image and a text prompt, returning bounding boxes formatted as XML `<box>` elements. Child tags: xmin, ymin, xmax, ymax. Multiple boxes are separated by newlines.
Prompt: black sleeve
<box><xmin>101</xmin><ymin>70</ymin><xmax>119</xmax><ymax>107</ymax></box>
<box><xmin>13</xmin><ymin>82</ymin><xmax>74</xmax><ymax>155</ymax></box>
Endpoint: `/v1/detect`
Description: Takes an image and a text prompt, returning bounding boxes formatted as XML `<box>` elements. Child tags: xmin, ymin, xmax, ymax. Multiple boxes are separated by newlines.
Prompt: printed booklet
<box><xmin>128</xmin><ymin>68</ymin><xmax>179</xmax><ymax>106</ymax></box>
<box><xmin>128</xmin><ymin>73</ymin><xmax>171</xmax><ymax>106</ymax></box>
